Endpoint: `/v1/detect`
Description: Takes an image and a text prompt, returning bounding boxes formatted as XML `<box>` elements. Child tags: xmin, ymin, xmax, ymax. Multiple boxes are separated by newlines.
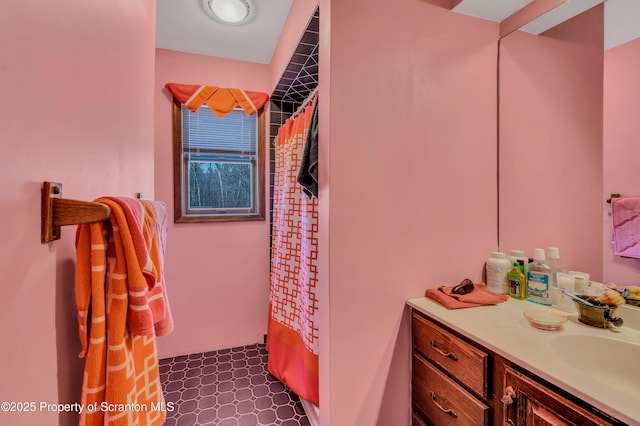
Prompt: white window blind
<box><xmin>182</xmin><ymin>105</ymin><xmax>257</xmax><ymax>153</ymax></box>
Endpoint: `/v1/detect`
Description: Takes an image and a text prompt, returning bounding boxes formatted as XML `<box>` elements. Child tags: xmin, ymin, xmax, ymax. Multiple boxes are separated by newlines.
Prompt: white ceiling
<box><xmin>155</xmin><ymin>0</ymin><xmax>293</xmax><ymax>64</ymax></box>
<box><xmin>154</xmin><ymin>0</ymin><xmax>640</xmax><ymax>65</ymax></box>
<box><xmin>518</xmin><ymin>0</ymin><xmax>605</xmax><ymax>35</ymax></box>
<box><xmin>453</xmin><ymin>0</ymin><xmax>533</xmax><ymax>22</ymax></box>
<box><xmin>453</xmin><ymin>0</ymin><xmax>640</xmax><ymax>50</ymax></box>
<box><xmin>604</xmin><ymin>0</ymin><xmax>640</xmax><ymax>49</ymax></box>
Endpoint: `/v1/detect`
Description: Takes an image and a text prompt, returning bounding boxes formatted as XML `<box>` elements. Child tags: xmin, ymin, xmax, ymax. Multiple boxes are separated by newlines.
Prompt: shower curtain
<box><xmin>267</xmin><ymin>96</ymin><xmax>319</xmax><ymax>406</ymax></box>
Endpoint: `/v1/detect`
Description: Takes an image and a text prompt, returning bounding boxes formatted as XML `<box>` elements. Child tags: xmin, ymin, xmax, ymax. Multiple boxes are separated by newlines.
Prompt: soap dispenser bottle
<box><xmin>527</xmin><ymin>248</ymin><xmax>552</xmax><ymax>305</ymax></box>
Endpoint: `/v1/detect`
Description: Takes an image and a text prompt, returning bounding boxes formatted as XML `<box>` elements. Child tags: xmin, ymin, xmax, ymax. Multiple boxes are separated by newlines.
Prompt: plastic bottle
<box><xmin>527</xmin><ymin>248</ymin><xmax>552</xmax><ymax>305</ymax></box>
<box><xmin>486</xmin><ymin>251</ymin><xmax>512</xmax><ymax>294</ymax></box>
<box><xmin>547</xmin><ymin>247</ymin><xmax>567</xmax><ymax>277</ymax></box>
<box><xmin>507</xmin><ymin>249</ymin><xmax>528</xmax><ymax>275</ymax></box>
<box><xmin>506</xmin><ymin>249</ymin><xmax>521</xmax><ymax>265</ymax></box>
<box><xmin>555</xmin><ymin>272</ymin><xmax>576</xmax><ymax>312</ymax></box>
<box><xmin>507</xmin><ymin>262</ymin><xmax>526</xmax><ymax>300</ymax></box>
<box><xmin>570</xmin><ymin>271</ymin><xmax>590</xmax><ymax>295</ymax></box>
<box><xmin>547</xmin><ymin>247</ymin><xmax>568</xmax><ymax>305</ymax></box>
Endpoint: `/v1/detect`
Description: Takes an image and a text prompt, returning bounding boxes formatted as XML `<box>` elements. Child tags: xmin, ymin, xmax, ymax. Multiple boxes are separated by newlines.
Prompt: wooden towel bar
<box><xmin>606</xmin><ymin>193</ymin><xmax>621</xmax><ymax>204</ymax></box>
<box><xmin>41</xmin><ymin>181</ymin><xmax>110</xmax><ymax>243</ymax></box>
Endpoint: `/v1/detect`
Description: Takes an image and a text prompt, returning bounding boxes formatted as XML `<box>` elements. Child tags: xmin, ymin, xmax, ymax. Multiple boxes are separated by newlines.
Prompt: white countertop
<box><xmin>407</xmin><ymin>296</ymin><xmax>640</xmax><ymax>425</ymax></box>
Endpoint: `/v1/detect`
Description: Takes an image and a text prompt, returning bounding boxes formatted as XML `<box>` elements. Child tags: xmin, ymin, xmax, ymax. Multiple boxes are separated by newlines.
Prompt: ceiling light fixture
<box><xmin>203</xmin><ymin>0</ymin><xmax>255</xmax><ymax>25</ymax></box>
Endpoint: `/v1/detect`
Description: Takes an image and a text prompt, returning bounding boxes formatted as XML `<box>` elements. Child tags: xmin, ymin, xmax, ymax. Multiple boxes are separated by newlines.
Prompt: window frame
<box><xmin>171</xmin><ymin>97</ymin><xmax>266</xmax><ymax>223</ymax></box>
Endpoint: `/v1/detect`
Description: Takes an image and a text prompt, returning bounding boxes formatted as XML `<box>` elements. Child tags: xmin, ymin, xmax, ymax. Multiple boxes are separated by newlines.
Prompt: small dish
<box><xmin>523</xmin><ymin>309</ymin><xmax>568</xmax><ymax>331</ymax></box>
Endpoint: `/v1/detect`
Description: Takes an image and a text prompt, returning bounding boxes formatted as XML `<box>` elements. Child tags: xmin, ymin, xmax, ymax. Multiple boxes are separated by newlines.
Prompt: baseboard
<box><xmin>157</xmin><ymin>337</ymin><xmax>264</xmax><ymax>360</ymax></box>
<box><xmin>300</xmin><ymin>398</ymin><xmax>319</xmax><ymax>426</ymax></box>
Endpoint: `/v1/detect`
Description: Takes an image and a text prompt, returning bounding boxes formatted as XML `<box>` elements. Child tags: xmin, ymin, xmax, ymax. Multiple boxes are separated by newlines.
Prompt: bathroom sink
<box><xmin>551</xmin><ymin>335</ymin><xmax>640</xmax><ymax>398</ymax></box>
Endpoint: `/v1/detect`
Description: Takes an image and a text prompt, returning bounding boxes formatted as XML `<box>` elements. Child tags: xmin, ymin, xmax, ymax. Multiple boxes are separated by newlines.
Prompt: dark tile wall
<box><xmin>271</xmin><ymin>7</ymin><xmax>319</xmax><ymax>103</ymax></box>
<box><xmin>268</xmin><ymin>5</ymin><xmax>319</xmax><ymax>249</ymax></box>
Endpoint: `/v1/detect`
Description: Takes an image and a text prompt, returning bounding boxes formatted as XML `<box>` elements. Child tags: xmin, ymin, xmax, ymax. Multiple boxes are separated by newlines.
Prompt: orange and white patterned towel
<box><xmin>75</xmin><ymin>198</ymin><xmax>172</xmax><ymax>426</ymax></box>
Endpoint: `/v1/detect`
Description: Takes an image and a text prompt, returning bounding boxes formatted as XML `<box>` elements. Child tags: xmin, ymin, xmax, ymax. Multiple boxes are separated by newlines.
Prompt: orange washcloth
<box><xmin>426</xmin><ymin>282</ymin><xmax>509</xmax><ymax>309</ymax></box>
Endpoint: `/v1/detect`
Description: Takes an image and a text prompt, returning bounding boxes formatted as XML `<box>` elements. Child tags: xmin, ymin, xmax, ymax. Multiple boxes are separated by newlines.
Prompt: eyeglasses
<box><xmin>452</xmin><ymin>278</ymin><xmax>474</xmax><ymax>295</ymax></box>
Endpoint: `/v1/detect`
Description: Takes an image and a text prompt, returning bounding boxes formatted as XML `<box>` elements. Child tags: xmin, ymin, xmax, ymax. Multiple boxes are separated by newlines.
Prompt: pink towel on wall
<box><xmin>426</xmin><ymin>283</ymin><xmax>509</xmax><ymax>309</ymax></box>
<box><xmin>611</xmin><ymin>197</ymin><xmax>640</xmax><ymax>259</ymax></box>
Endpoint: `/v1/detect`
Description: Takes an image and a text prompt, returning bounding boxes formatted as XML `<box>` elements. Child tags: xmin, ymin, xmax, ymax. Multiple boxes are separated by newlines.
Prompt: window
<box><xmin>172</xmin><ymin>98</ymin><xmax>265</xmax><ymax>222</ymax></box>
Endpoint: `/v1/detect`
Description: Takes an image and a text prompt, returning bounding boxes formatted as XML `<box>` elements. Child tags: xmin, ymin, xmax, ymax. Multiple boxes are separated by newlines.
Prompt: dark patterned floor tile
<box><xmin>160</xmin><ymin>343</ymin><xmax>310</xmax><ymax>425</ymax></box>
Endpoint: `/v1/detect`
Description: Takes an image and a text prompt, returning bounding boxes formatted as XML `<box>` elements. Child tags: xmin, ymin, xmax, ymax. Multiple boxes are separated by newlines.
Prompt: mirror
<box><xmin>498</xmin><ymin>0</ymin><xmax>640</xmax><ymax>286</ymax></box>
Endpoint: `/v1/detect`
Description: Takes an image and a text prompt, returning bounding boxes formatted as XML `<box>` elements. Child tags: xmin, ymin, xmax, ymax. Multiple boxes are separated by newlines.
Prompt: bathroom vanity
<box><xmin>408</xmin><ymin>297</ymin><xmax>640</xmax><ymax>425</ymax></box>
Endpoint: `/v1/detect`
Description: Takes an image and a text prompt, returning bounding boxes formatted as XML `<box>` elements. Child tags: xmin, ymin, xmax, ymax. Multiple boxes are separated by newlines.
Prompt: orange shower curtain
<box><xmin>267</xmin><ymin>97</ymin><xmax>319</xmax><ymax>406</ymax></box>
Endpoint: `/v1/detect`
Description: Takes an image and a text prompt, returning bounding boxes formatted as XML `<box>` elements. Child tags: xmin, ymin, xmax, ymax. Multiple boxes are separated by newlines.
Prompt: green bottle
<box><xmin>507</xmin><ymin>262</ymin><xmax>526</xmax><ymax>300</ymax></box>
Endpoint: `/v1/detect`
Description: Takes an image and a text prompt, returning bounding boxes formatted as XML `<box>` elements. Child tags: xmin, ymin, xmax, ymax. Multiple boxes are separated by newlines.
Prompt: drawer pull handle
<box><xmin>430</xmin><ymin>341</ymin><xmax>458</xmax><ymax>361</ymax></box>
<box><xmin>430</xmin><ymin>392</ymin><xmax>458</xmax><ymax>418</ymax></box>
<box><xmin>502</xmin><ymin>386</ymin><xmax>516</xmax><ymax>405</ymax></box>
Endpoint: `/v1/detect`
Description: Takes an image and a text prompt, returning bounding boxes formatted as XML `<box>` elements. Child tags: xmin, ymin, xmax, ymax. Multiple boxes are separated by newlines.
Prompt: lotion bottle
<box><xmin>486</xmin><ymin>251</ymin><xmax>512</xmax><ymax>294</ymax></box>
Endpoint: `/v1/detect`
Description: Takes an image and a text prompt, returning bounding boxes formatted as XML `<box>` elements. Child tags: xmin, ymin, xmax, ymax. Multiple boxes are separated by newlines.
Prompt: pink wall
<box><xmin>319</xmin><ymin>0</ymin><xmax>498</xmax><ymax>424</ymax></box>
<box><xmin>317</xmin><ymin>1</ymin><xmax>332</xmax><ymax>421</ymax></box>
<box><xmin>154</xmin><ymin>49</ymin><xmax>272</xmax><ymax>358</ymax></box>
<box><xmin>0</xmin><ymin>1</ymin><xmax>156</xmax><ymax>425</ymax></box>
<box><xmin>603</xmin><ymin>37</ymin><xmax>640</xmax><ymax>285</ymax></box>
<box><xmin>499</xmin><ymin>6</ymin><xmax>604</xmax><ymax>278</ymax></box>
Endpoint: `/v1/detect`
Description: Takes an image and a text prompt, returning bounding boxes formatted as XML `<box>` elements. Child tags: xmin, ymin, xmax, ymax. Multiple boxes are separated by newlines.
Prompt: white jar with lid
<box><xmin>486</xmin><ymin>251</ymin><xmax>512</xmax><ymax>294</ymax></box>
<box><xmin>507</xmin><ymin>249</ymin><xmax>528</xmax><ymax>273</ymax></box>
<box><xmin>570</xmin><ymin>271</ymin><xmax>590</xmax><ymax>294</ymax></box>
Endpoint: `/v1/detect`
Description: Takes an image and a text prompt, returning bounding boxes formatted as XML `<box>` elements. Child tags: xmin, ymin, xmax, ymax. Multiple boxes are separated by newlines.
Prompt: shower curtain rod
<box><xmin>291</xmin><ymin>86</ymin><xmax>318</xmax><ymax>119</ymax></box>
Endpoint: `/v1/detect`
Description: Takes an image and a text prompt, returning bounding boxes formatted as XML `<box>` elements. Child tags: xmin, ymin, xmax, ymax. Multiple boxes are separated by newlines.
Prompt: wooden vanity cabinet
<box><xmin>503</xmin><ymin>366</ymin><xmax>618</xmax><ymax>426</ymax></box>
<box><xmin>411</xmin><ymin>311</ymin><xmax>497</xmax><ymax>425</ymax></box>
<box><xmin>411</xmin><ymin>310</ymin><xmax>624</xmax><ymax>426</ymax></box>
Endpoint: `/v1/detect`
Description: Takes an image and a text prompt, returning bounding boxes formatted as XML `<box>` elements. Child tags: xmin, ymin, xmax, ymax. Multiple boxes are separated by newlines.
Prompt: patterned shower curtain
<box><xmin>267</xmin><ymin>97</ymin><xmax>319</xmax><ymax>406</ymax></box>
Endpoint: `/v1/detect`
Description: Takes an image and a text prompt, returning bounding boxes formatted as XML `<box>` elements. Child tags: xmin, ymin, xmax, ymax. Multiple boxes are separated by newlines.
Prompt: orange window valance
<box><xmin>165</xmin><ymin>83</ymin><xmax>269</xmax><ymax>118</ymax></box>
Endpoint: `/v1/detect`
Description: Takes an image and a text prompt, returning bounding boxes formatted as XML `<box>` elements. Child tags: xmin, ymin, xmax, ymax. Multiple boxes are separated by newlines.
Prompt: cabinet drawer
<box><xmin>413</xmin><ymin>353</ymin><xmax>489</xmax><ymax>425</ymax></box>
<box><xmin>412</xmin><ymin>312</ymin><xmax>489</xmax><ymax>397</ymax></box>
<box><xmin>412</xmin><ymin>411</ymin><xmax>428</xmax><ymax>426</ymax></box>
